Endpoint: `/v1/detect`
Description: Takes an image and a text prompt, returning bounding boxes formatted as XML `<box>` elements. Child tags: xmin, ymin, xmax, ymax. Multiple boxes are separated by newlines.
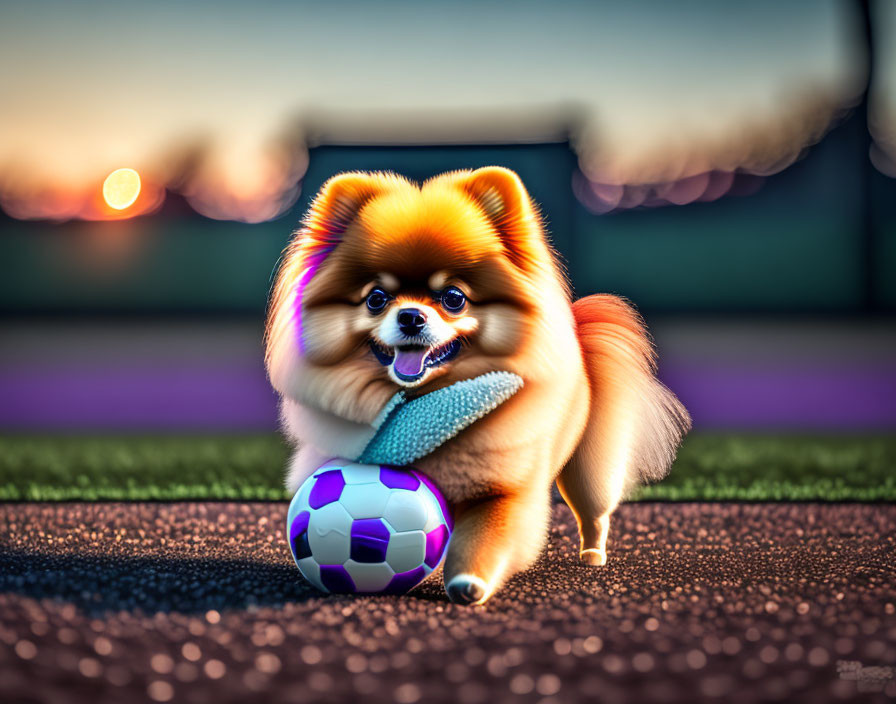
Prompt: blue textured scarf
<box><xmin>356</xmin><ymin>371</ymin><xmax>524</xmax><ymax>466</ymax></box>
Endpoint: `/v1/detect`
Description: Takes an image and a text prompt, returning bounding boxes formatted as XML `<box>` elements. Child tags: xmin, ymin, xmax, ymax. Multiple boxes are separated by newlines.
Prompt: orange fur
<box><xmin>265</xmin><ymin>167</ymin><xmax>690</xmax><ymax>603</ymax></box>
<box><xmin>557</xmin><ymin>294</ymin><xmax>691</xmax><ymax>566</ymax></box>
<box><xmin>572</xmin><ymin>294</ymin><xmax>690</xmax><ymax>484</ymax></box>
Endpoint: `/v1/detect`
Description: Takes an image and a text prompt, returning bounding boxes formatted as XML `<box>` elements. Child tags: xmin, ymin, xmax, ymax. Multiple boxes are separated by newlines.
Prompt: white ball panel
<box><xmin>340</xmin><ymin>483</ymin><xmax>392</xmax><ymax>519</ymax></box>
<box><xmin>339</xmin><ymin>462</ymin><xmax>381</xmax><ymax>485</ymax></box>
<box><xmin>385</xmin><ymin>530</ymin><xmax>426</xmax><ymax>573</ymax></box>
<box><xmin>417</xmin><ymin>488</ymin><xmax>448</xmax><ymax>533</ymax></box>
<box><xmin>307</xmin><ymin>502</ymin><xmax>353</xmax><ymax>565</ymax></box>
<box><xmin>343</xmin><ymin>560</ymin><xmax>395</xmax><ymax>592</ymax></box>
<box><xmin>297</xmin><ymin>557</ymin><xmax>327</xmax><ymax>592</ymax></box>
<box><xmin>382</xmin><ymin>491</ymin><xmax>428</xmax><ymax>532</ymax></box>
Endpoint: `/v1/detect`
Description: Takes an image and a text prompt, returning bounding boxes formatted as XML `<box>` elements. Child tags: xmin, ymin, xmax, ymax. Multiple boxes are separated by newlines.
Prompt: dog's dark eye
<box><xmin>365</xmin><ymin>288</ymin><xmax>391</xmax><ymax>314</ymax></box>
<box><xmin>441</xmin><ymin>286</ymin><xmax>467</xmax><ymax>313</ymax></box>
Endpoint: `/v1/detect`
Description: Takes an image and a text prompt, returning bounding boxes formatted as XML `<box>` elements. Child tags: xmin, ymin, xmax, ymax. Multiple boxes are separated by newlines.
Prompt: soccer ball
<box><xmin>286</xmin><ymin>460</ymin><xmax>453</xmax><ymax>594</ymax></box>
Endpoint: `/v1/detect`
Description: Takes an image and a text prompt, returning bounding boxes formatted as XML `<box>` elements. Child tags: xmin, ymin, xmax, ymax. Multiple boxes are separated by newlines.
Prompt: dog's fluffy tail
<box><xmin>572</xmin><ymin>294</ymin><xmax>690</xmax><ymax>489</ymax></box>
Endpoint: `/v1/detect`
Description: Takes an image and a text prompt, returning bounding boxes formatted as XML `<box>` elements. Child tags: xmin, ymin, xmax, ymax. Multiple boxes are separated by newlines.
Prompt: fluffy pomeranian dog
<box><xmin>265</xmin><ymin>167</ymin><xmax>690</xmax><ymax>605</ymax></box>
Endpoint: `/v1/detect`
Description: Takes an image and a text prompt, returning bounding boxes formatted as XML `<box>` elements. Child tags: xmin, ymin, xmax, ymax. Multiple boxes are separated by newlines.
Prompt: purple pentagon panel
<box><xmin>308</xmin><ymin>470</ymin><xmax>345</xmax><ymax>509</ymax></box>
<box><xmin>292</xmin><ymin>531</ymin><xmax>312</xmax><ymax>561</ymax></box>
<box><xmin>424</xmin><ymin>524</ymin><xmax>450</xmax><ymax>568</ymax></box>
<box><xmin>319</xmin><ymin>565</ymin><xmax>356</xmax><ymax>593</ymax></box>
<box><xmin>383</xmin><ymin>566</ymin><xmax>428</xmax><ymax>595</ymax></box>
<box><xmin>289</xmin><ymin>511</ymin><xmax>310</xmax><ymax>543</ymax></box>
<box><xmin>351</xmin><ymin>518</ymin><xmax>391</xmax><ymax>542</ymax></box>
<box><xmin>379</xmin><ymin>465</ymin><xmax>420</xmax><ymax>491</ymax></box>
<box><xmin>350</xmin><ymin>518</ymin><xmax>391</xmax><ymax>563</ymax></box>
<box><xmin>289</xmin><ymin>511</ymin><xmax>313</xmax><ymax>560</ymax></box>
<box><xmin>414</xmin><ymin>470</ymin><xmax>453</xmax><ymax>529</ymax></box>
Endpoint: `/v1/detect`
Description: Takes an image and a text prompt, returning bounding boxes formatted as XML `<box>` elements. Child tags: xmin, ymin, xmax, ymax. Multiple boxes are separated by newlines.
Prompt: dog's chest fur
<box><xmin>413</xmin><ymin>380</ymin><xmax>591</xmax><ymax>504</ymax></box>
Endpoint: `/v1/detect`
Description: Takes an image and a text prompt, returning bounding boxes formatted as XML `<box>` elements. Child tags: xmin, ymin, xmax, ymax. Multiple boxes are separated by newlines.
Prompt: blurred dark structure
<box><xmin>1</xmin><ymin>105</ymin><xmax>894</xmax><ymax>317</ymax></box>
<box><xmin>575</xmin><ymin>111</ymin><xmax>895</xmax><ymax>313</ymax></box>
<box><xmin>297</xmin><ymin>138</ymin><xmax>578</xmax><ymax>285</ymax></box>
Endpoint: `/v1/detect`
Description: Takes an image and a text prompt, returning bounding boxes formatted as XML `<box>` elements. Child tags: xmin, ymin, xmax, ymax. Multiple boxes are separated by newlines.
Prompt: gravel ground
<box><xmin>0</xmin><ymin>501</ymin><xmax>894</xmax><ymax>704</ymax></box>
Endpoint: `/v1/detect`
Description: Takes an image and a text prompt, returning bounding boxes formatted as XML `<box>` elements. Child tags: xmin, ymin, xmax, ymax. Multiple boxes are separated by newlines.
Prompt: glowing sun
<box><xmin>102</xmin><ymin>168</ymin><xmax>141</xmax><ymax>210</ymax></box>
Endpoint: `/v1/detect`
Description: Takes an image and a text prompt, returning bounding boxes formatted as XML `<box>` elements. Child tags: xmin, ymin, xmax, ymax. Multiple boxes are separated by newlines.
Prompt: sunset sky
<box><xmin>0</xmin><ymin>0</ymin><xmax>887</xmax><ymax>221</ymax></box>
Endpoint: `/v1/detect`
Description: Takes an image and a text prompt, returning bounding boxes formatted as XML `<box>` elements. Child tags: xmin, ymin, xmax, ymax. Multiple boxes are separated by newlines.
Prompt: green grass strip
<box><xmin>634</xmin><ymin>433</ymin><xmax>896</xmax><ymax>501</ymax></box>
<box><xmin>0</xmin><ymin>433</ymin><xmax>893</xmax><ymax>502</ymax></box>
<box><xmin>0</xmin><ymin>435</ymin><xmax>289</xmax><ymax>501</ymax></box>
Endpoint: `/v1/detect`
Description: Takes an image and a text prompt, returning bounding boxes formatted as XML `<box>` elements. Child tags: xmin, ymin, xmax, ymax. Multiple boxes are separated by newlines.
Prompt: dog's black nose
<box><xmin>397</xmin><ymin>308</ymin><xmax>426</xmax><ymax>337</ymax></box>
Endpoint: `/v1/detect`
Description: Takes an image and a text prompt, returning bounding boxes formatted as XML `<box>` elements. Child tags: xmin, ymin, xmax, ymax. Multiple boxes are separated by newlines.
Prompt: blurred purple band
<box><xmin>1</xmin><ymin>320</ymin><xmax>893</xmax><ymax>431</ymax></box>
<box><xmin>1</xmin><ymin>360</ymin><xmax>894</xmax><ymax>431</ymax></box>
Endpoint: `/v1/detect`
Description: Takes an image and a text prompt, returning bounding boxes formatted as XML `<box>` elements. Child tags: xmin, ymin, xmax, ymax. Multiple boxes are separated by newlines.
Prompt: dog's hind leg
<box><xmin>562</xmin><ymin>294</ymin><xmax>691</xmax><ymax>566</ymax></box>
<box><xmin>556</xmin><ymin>430</ymin><xmax>629</xmax><ymax>566</ymax></box>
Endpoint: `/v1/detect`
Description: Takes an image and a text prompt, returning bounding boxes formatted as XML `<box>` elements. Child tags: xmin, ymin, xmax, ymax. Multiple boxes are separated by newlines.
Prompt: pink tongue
<box><xmin>394</xmin><ymin>348</ymin><xmax>428</xmax><ymax>378</ymax></box>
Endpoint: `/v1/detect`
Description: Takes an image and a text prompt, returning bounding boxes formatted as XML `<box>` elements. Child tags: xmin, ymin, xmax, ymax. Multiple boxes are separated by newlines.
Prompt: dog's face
<box><xmin>266</xmin><ymin>167</ymin><xmax>563</xmax><ymax>421</ymax></box>
<box><xmin>361</xmin><ymin>274</ymin><xmax>492</xmax><ymax>388</ymax></box>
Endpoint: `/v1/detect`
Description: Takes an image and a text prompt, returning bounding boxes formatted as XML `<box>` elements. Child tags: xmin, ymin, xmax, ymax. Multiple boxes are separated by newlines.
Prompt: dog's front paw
<box><xmin>445</xmin><ymin>573</ymin><xmax>488</xmax><ymax>605</ymax></box>
<box><xmin>579</xmin><ymin>548</ymin><xmax>607</xmax><ymax>566</ymax></box>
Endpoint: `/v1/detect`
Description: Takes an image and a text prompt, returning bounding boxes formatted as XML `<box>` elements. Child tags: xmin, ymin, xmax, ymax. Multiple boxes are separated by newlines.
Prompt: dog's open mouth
<box><xmin>369</xmin><ymin>338</ymin><xmax>461</xmax><ymax>383</ymax></box>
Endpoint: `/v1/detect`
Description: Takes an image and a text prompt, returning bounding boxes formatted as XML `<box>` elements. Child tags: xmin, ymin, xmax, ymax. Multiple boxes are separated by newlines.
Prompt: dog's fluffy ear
<box><xmin>458</xmin><ymin>166</ymin><xmax>545</xmax><ymax>268</ymax></box>
<box><xmin>265</xmin><ymin>172</ymin><xmax>384</xmax><ymax>395</ymax></box>
<box><xmin>302</xmin><ymin>171</ymin><xmax>391</xmax><ymax>256</ymax></box>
